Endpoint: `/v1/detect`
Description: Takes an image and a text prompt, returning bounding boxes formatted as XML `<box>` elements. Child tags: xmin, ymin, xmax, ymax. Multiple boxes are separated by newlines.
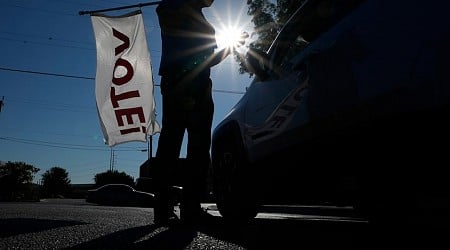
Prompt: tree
<box><xmin>0</xmin><ymin>161</ymin><xmax>40</xmax><ymax>201</ymax></box>
<box><xmin>247</xmin><ymin>0</ymin><xmax>306</xmax><ymax>50</ymax></box>
<box><xmin>94</xmin><ymin>170</ymin><xmax>135</xmax><ymax>188</ymax></box>
<box><xmin>41</xmin><ymin>167</ymin><xmax>71</xmax><ymax>198</ymax></box>
<box><xmin>237</xmin><ymin>0</ymin><xmax>306</xmax><ymax>74</ymax></box>
<box><xmin>247</xmin><ymin>0</ymin><xmax>277</xmax><ymax>52</ymax></box>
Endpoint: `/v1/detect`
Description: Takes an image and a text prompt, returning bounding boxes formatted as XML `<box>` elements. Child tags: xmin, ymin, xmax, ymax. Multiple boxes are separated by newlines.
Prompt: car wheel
<box><xmin>212</xmin><ymin>136</ymin><xmax>259</xmax><ymax>222</ymax></box>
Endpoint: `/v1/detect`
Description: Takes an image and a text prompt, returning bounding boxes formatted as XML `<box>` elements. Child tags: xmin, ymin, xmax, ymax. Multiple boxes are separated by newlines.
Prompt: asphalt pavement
<box><xmin>0</xmin><ymin>199</ymin><xmax>448</xmax><ymax>249</ymax></box>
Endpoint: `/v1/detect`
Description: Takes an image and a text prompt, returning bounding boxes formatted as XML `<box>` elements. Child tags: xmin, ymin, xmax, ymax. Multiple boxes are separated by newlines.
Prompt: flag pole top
<box><xmin>79</xmin><ymin>1</ymin><xmax>161</xmax><ymax>16</ymax></box>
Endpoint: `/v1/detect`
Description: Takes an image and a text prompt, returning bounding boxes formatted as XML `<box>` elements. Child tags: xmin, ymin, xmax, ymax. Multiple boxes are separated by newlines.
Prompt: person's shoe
<box><xmin>154</xmin><ymin>210</ymin><xmax>179</xmax><ymax>226</ymax></box>
<box><xmin>180</xmin><ymin>208</ymin><xmax>215</xmax><ymax>227</ymax></box>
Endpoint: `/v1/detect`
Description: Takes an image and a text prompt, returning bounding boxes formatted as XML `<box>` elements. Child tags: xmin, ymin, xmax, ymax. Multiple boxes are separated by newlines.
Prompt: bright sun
<box><xmin>216</xmin><ymin>26</ymin><xmax>246</xmax><ymax>49</ymax></box>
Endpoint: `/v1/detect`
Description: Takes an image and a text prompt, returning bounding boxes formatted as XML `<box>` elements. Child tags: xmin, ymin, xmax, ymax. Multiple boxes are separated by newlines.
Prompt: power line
<box><xmin>0</xmin><ymin>66</ymin><xmax>246</xmax><ymax>94</ymax></box>
<box><xmin>4</xmin><ymin>3</ymin><xmax>78</xmax><ymax>17</ymax></box>
<box><xmin>0</xmin><ymin>30</ymin><xmax>162</xmax><ymax>53</ymax></box>
<box><xmin>0</xmin><ymin>66</ymin><xmax>94</xmax><ymax>80</ymax></box>
<box><xmin>0</xmin><ymin>136</ymin><xmax>107</xmax><ymax>151</ymax></box>
<box><xmin>6</xmin><ymin>98</ymin><xmax>95</xmax><ymax>114</ymax></box>
<box><xmin>0</xmin><ymin>136</ymin><xmax>147</xmax><ymax>152</ymax></box>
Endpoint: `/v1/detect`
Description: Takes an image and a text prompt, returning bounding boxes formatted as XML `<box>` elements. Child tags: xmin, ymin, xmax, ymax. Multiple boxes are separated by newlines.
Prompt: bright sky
<box><xmin>0</xmin><ymin>0</ymin><xmax>256</xmax><ymax>184</ymax></box>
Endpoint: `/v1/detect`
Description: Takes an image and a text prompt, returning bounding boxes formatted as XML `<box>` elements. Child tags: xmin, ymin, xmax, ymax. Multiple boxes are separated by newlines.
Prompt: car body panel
<box><xmin>86</xmin><ymin>184</ymin><xmax>154</xmax><ymax>207</ymax></box>
<box><xmin>211</xmin><ymin>0</ymin><xmax>450</xmax><ymax>218</ymax></box>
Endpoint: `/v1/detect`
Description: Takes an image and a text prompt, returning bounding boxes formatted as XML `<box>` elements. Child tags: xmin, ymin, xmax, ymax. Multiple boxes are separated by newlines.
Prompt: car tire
<box><xmin>212</xmin><ymin>133</ymin><xmax>259</xmax><ymax>222</ymax></box>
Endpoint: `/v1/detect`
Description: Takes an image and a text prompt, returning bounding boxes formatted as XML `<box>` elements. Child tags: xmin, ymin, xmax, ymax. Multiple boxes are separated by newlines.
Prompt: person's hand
<box><xmin>230</xmin><ymin>31</ymin><xmax>249</xmax><ymax>56</ymax></box>
<box><xmin>236</xmin><ymin>31</ymin><xmax>249</xmax><ymax>47</ymax></box>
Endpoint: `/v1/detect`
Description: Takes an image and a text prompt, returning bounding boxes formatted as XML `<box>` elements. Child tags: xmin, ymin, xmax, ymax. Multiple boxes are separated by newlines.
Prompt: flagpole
<box><xmin>79</xmin><ymin>1</ymin><xmax>161</xmax><ymax>16</ymax></box>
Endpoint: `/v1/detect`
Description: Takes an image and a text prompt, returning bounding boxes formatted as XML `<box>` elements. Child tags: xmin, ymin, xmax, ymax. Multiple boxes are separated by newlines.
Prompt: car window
<box><xmin>101</xmin><ymin>185</ymin><xmax>113</xmax><ymax>191</ymax></box>
<box><xmin>279</xmin><ymin>35</ymin><xmax>309</xmax><ymax>73</ymax></box>
<box><xmin>268</xmin><ymin>0</ymin><xmax>363</xmax><ymax>78</ymax></box>
<box><xmin>101</xmin><ymin>185</ymin><xmax>129</xmax><ymax>192</ymax></box>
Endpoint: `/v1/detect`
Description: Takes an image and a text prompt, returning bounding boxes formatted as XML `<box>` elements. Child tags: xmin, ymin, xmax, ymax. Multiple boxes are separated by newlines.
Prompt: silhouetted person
<box><xmin>153</xmin><ymin>0</ymin><xmax>232</xmax><ymax>226</ymax></box>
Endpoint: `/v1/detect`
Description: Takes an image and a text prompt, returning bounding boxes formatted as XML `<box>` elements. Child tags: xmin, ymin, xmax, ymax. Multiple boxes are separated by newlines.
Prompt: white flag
<box><xmin>91</xmin><ymin>10</ymin><xmax>160</xmax><ymax>146</ymax></box>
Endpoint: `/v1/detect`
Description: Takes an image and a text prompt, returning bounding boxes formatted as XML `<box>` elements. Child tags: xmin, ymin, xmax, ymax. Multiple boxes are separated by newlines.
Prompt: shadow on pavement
<box><xmin>0</xmin><ymin>218</ymin><xmax>88</xmax><ymax>238</ymax></box>
<box><xmin>195</xmin><ymin>216</ymin><xmax>369</xmax><ymax>249</ymax></box>
<box><xmin>66</xmin><ymin>224</ymin><xmax>197</xmax><ymax>250</ymax></box>
<box><xmin>66</xmin><ymin>212</ymin><xmax>449</xmax><ymax>250</ymax></box>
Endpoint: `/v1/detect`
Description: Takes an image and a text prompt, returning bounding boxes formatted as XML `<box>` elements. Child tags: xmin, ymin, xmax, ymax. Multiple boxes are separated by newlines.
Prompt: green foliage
<box><xmin>275</xmin><ymin>0</ymin><xmax>307</xmax><ymax>28</ymax></box>
<box><xmin>237</xmin><ymin>0</ymin><xmax>306</xmax><ymax>74</ymax></box>
<box><xmin>247</xmin><ymin>0</ymin><xmax>278</xmax><ymax>52</ymax></box>
<box><xmin>94</xmin><ymin>170</ymin><xmax>135</xmax><ymax>188</ymax></box>
<box><xmin>247</xmin><ymin>0</ymin><xmax>306</xmax><ymax>51</ymax></box>
<box><xmin>0</xmin><ymin>161</ymin><xmax>40</xmax><ymax>201</ymax></box>
<box><xmin>41</xmin><ymin>166</ymin><xmax>72</xmax><ymax>198</ymax></box>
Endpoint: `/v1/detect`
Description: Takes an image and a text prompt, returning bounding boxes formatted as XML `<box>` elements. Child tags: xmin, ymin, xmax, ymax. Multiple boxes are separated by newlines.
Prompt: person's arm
<box><xmin>208</xmin><ymin>31</ymin><xmax>249</xmax><ymax>68</ymax></box>
<box><xmin>208</xmin><ymin>48</ymin><xmax>232</xmax><ymax>68</ymax></box>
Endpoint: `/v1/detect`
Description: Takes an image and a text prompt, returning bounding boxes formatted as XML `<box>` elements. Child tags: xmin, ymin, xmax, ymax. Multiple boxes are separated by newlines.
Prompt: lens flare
<box><xmin>216</xmin><ymin>26</ymin><xmax>247</xmax><ymax>49</ymax></box>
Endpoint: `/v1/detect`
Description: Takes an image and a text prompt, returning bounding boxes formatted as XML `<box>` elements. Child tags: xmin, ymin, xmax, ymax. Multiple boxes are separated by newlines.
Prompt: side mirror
<box><xmin>245</xmin><ymin>48</ymin><xmax>270</xmax><ymax>80</ymax></box>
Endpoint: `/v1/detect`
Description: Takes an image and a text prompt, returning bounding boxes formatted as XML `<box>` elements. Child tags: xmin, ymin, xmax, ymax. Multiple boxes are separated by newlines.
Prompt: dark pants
<box><xmin>154</xmin><ymin>75</ymin><xmax>214</xmax><ymax>220</ymax></box>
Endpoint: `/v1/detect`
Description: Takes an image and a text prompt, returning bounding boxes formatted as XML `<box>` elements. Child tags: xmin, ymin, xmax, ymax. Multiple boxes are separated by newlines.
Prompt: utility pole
<box><xmin>0</xmin><ymin>96</ymin><xmax>4</xmax><ymax>113</ymax></box>
<box><xmin>147</xmin><ymin>135</ymin><xmax>153</xmax><ymax>160</ymax></box>
<box><xmin>112</xmin><ymin>150</ymin><xmax>115</xmax><ymax>171</ymax></box>
<box><xmin>109</xmin><ymin>148</ymin><xmax>115</xmax><ymax>171</ymax></box>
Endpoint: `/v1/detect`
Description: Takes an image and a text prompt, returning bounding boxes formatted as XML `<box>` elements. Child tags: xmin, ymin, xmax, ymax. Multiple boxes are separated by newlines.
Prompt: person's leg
<box><xmin>152</xmin><ymin>156</ymin><xmax>175</xmax><ymax>224</ymax></box>
<box><xmin>181</xmin><ymin>78</ymin><xmax>214</xmax><ymax>223</ymax></box>
<box><xmin>154</xmin><ymin>79</ymin><xmax>186</xmax><ymax>224</ymax></box>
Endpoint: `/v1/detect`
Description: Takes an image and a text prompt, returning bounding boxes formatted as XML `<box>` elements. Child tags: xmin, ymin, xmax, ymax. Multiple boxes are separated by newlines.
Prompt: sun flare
<box><xmin>216</xmin><ymin>26</ymin><xmax>246</xmax><ymax>49</ymax></box>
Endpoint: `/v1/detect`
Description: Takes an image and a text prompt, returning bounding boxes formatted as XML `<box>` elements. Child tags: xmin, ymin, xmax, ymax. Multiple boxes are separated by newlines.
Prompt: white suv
<box><xmin>211</xmin><ymin>0</ymin><xmax>450</xmax><ymax>222</ymax></box>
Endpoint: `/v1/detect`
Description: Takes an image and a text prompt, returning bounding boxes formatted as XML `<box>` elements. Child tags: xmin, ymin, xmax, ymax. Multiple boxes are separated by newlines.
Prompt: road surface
<box><xmin>0</xmin><ymin>199</ymin><xmax>446</xmax><ymax>249</ymax></box>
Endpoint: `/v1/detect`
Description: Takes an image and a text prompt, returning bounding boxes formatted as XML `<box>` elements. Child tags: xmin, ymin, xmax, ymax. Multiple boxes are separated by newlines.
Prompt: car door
<box><xmin>243</xmin><ymin>7</ymin><xmax>314</xmax><ymax>163</ymax></box>
<box><xmin>243</xmin><ymin>0</ymin><xmax>366</xmax><ymax>164</ymax></box>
